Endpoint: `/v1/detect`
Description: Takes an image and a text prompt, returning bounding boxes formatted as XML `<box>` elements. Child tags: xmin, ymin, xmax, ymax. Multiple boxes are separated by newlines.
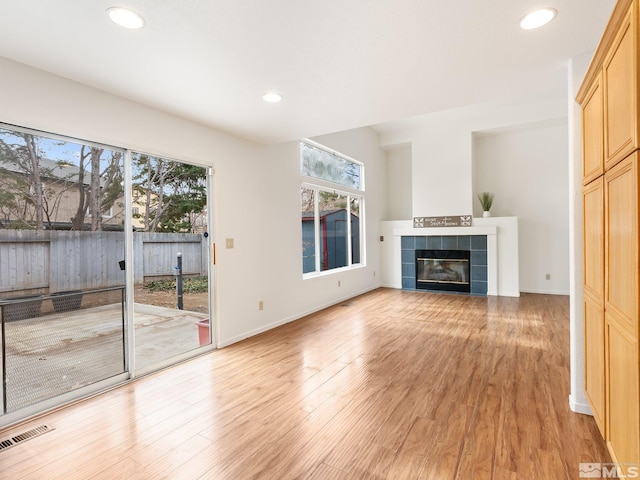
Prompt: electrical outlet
<box><xmin>545</xmin><ymin>273</ymin><xmax>551</xmax><ymax>280</ymax></box>
<box><xmin>258</xmin><ymin>300</ymin><xmax>264</xmax><ymax>310</ymax></box>
<box><xmin>338</xmin><ymin>280</ymin><xmax>341</xmax><ymax>287</ymax></box>
<box><xmin>225</xmin><ymin>238</ymin><xmax>234</xmax><ymax>249</ymax></box>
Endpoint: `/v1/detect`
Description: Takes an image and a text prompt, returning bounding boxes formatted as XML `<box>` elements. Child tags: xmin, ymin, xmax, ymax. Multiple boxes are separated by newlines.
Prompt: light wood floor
<box><xmin>0</xmin><ymin>288</ymin><xmax>609</xmax><ymax>479</ymax></box>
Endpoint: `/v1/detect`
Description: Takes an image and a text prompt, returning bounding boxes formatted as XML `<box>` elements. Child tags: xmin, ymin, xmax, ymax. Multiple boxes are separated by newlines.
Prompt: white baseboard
<box><xmin>569</xmin><ymin>394</ymin><xmax>593</xmax><ymax>415</ymax></box>
<box><xmin>520</xmin><ymin>288</ymin><xmax>570</xmax><ymax>296</ymax></box>
<box><xmin>494</xmin><ymin>290</ymin><xmax>520</xmax><ymax>297</ymax></box>
<box><xmin>217</xmin><ymin>286</ymin><xmax>379</xmax><ymax>348</ymax></box>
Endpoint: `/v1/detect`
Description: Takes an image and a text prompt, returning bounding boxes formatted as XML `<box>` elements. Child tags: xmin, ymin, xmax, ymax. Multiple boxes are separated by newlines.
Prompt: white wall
<box><xmin>245</xmin><ymin>129</ymin><xmax>386</xmax><ymax>346</ymax></box>
<box><xmin>0</xmin><ymin>57</ymin><xmax>385</xmax><ymax>348</ymax></box>
<box><xmin>412</xmin><ymin>128</ymin><xmax>472</xmax><ymax>217</ymax></box>
<box><xmin>568</xmin><ymin>54</ymin><xmax>594</xmax><ymax>415</ymax></box>
<box><xmin>379</xmin><ymin>98</ymin><xmax>567</xmax><ymax>212</ymax></box>
<box><xmin>385</xmin><ymin>143</ymin><xmax>412</xmax><ymax>220</ymax></box>
<box><xmin>473</xmin><ymin>120</ymin><xmax>569</xmax><ymax>294</ymax></box>
<box><xmin>377</xmin><ymin>97</ymin><xmax>570</xmax><ymax>294</ymax></box>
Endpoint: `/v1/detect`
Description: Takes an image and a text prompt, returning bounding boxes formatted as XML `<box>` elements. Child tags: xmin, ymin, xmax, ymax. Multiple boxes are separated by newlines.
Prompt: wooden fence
<box><xmin>0</xmin><ymin>230</ymin><xmax>208</xmax><ymax>295</ymax></box>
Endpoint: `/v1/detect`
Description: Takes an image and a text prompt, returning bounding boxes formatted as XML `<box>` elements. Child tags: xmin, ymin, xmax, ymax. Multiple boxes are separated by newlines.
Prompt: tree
<box><xmin>132</xmin><ymin>154</ymin><xmax>206</xmax><ymax>233</ymax></box>
<box><xmin>0</xmin><ymin>132</ymin><xmax>46</xmax><ymax>229</ymax></box>
<box><xmin>70</xmin><ymin>146</ymin><xmax>123</xmax><ymax>231</ymax></box>
<box><xmin>157</xmin><ymin>163</ymin><xmax>207</xmax><ymax>232</ymax></box>
<box><xmin>0</xmin><ymin>129</ymin><xmax>123</xmax><ymax>231</ymax></box>
<box><xmin>319</xmin><ymin>190</ymin><xmax>347</xmax><ymax>212</ymax></box>
<box><xmin>133</xmin><ymin>154</ymin><xmax>175</xmax><ymax>232</ymax></box>
<box><xmin>301</xmin><ymin>187</ymin><xmax>315</xmax><ymax>214</ymax></box>
<box><xmin>0</xmin><ymin>185</ymin><xmax>22</xmax><ymax>227</ymax></box>
<box><xmin>301</xmin><ymin>187</ymin><xmax>349</xmax><ymax>215</ymax></box>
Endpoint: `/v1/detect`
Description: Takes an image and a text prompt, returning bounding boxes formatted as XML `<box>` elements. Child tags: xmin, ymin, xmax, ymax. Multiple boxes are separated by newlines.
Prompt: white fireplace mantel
<box><xmin>380</xmin><ymin>217</ymin><xmax>520</xmax><ymax>297</ymax></box>
<box><xmin>393</xmin><ymin>225</ymin><xmax>497</xmax><ymax>237</ymax></box>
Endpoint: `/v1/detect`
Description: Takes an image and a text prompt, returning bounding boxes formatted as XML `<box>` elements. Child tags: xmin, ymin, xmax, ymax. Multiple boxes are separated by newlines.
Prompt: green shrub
<box><xmin>183</xmin><ymin>276</ymin><xmax>208</xmax><ymax>294</ymax></box>
<box><xmin>143</xmin><ymin>276</ymin><xmax>208</xmax><ymax>294</ymax></box>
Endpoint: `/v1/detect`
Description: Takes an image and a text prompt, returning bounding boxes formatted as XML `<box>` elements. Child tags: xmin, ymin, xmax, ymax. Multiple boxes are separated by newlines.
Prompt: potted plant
<box><xmin>477</xmin><ymin>192</ymin><xmax>494</xmax><ymax>217</ymax></box>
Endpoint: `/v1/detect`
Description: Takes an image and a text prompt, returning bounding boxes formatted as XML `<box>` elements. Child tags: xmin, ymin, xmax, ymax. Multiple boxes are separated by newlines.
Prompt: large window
<box><xmin>301</xmin><ymin>140</ymin><xmax>364</xmax><ymax>275</ymax></box>
<box><xmin>0</xmin><ymin>123</ymin><xmax>212</xmax><ymax>426</ymax></box>
<box><xmin>0</xmin><ymin>125</ymin><xmax>127</xmax><ymax>416</ymax></box>
<box><xmin>300</xmin><ymin>141</ymin><xmax>361</xmax><ymax>189</ymax></box>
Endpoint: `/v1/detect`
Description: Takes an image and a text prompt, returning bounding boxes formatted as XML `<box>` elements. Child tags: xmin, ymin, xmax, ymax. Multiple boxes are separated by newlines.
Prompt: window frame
<box><xmin>300</xmin><ymin>139</ymin><xmax>364</xmax><ymax>191</ymax></box>
<box><xmin>300</xmin><ymin>139</ymin><xmax>365</xmax><ymax>278</ymax></box>
<box><xmin>88</xmin><ymin>205</ymin><xmax>114</xmax><ymax>219</ymax></box>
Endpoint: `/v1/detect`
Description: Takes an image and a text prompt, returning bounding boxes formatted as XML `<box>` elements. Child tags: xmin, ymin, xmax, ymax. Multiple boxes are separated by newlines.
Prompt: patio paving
<box><xmin>2</xmin><ymin>302</ymin><xmax>209</xmax><ymax>413</ymax></box>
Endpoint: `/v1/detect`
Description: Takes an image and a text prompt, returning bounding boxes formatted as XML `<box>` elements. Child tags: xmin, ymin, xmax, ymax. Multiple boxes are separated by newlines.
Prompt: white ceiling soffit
<box><xmin>0</xmin><ymin>0</ymin><xmax>616</xmax><ymax>144</ymax></box>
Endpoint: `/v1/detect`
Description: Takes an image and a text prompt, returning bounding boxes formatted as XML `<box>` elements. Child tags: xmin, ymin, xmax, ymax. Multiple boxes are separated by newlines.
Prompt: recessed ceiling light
<box><xmin>107</xmin><ymin>7</ymin><xmax>145</xmax><ymax>29</ymax></box>
<box><xmin>263</xmin><ymin>93</ymin><xmax>282</xmax><ymax>103</ymax></box>
<box><xmin>520</xmin><ymin>8</ymin><xmax>557</xmax><ymax>30</ymax></box>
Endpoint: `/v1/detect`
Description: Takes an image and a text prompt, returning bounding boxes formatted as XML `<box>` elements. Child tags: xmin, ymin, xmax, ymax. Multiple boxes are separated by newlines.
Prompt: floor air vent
<box><xmin>0</xmin><ymin>424</ymin><xmax>54</xmax><ymax>452</ymax></box>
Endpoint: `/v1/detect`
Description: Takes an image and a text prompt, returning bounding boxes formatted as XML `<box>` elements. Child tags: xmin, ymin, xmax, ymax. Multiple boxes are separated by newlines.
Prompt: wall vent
<box><xmin>0</xmin><ymin>424</ymin><xmax>54</xmax><ymax>452</ymax></box>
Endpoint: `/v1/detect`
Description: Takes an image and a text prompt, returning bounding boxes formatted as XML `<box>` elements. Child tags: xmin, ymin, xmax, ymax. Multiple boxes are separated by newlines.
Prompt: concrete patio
<box><xmin>2</xmin><ymin>302</ymin><xmax>209</xmax><ymax>412</ymax></box>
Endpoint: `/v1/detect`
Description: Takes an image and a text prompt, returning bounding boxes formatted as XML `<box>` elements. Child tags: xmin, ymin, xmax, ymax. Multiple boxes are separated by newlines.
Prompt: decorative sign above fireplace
<box><xmin>413</xmin><ymin>215</ymin><xmax>472</xmax><ymax>228</ymax></box>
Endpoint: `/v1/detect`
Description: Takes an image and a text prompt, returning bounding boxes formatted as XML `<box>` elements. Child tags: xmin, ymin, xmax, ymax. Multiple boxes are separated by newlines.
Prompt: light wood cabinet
<box><xmin>585</xmin><ymin>297</ymin><xmax>606</xmax><ymax>435</ymax></box>
<box><xmin>603</xmin><ymin>1</ymin><xmax>639</xmax><ymax>170</ymax></box>
<box><xmin>603</xmin><ymin>154</ymin><xmax>639</xmax><ymax>470</ymax></box>
<box><xmin>606</xmin><ymin>318</ymin><xmax>639</xmax><ymax>471</ymax></box>
<box><xmin>577</xmin><ymin>0</ymin><xmax>640</xmax><ymax>468</ymax></box>
<box><xmin>604</xmin><ymin>154</ymin><xmax>639</xmax><ymax>333</ymax></box>
<box><xmin>583</xmin><ymin>178</ymin><xmax>605</xmax><ymax>301</ymax></box>
<box><xmin>583</xmin><ymin>178</ymin><xmax>605</xmax><ymax>435</ymax></box>
<box><xmin>582</xmin><ymin>74</ymin><xmax>604</xmax><ymax>184</ymax></box>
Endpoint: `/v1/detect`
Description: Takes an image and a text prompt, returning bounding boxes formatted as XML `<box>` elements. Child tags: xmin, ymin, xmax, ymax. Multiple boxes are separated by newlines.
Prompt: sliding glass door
<box><xmin>0</xmin><ymin>126</ymin><xmax>128</xmax><ymax>420</ymax></box>
<box><xmin>130</xmin><ymin>152</ymin><xmax>211</xmax><ymax>373</ymax></box>
<box><xmin>0</xmin><ymin>124</ymin><xmax>214</xmax><ymax>425</ymax></box>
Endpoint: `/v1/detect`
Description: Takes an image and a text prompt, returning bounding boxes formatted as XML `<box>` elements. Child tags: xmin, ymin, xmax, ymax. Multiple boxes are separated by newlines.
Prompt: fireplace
<box><xmin>415</xmin><ymin>249</ymin><xmax>471</xmax><ymax>293</ymax></box>
<box><xmin>401</xmin><ymin>234</ymin><xmax>488</xmax><ymax>295</ymax></box>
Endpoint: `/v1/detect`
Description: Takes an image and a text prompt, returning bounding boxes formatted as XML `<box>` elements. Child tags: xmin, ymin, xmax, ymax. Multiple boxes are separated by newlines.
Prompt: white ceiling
<box><xmin>0</xmin><ymin>0</ymin><xmax>616</xmax><ymax>144</ymax></box>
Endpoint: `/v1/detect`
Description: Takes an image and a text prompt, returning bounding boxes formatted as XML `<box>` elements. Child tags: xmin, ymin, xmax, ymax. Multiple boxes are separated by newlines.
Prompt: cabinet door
<box><xmin>582</xmin><ymin>74</ymin><xmax>604</xmax><ymax>184</ymax></box>
<box><xmin>584</xmin><ymin>177</ymin><xmax>605</xmax><ymax>301</ymax></box>
<box><xmin>605</xmin><ymin>317</ymin><xmax>639</xmax><ymax>470</ymax></box>
<box><xmin>603</xmin><ymin>3</ymin><xmax>638</xmax><ymax>170</ymax></box>
<box><xmin>585</xmin><ymin>296</ymin><xmax>606</xmax><ymax>436</ymax></box>
<box><xmin>583</xmin><ymin>177</ymin><xmax>605</xmax><ymax>435</ymax></box>
<box><xmin>604</xmin><ymin>152</ymin><xmax>640</xmax><ymax>469</ymax></box>
<box><xmin>604</xmin><ymin>153</ymin><xmax>638</xmax><ymax>333</ymax></box>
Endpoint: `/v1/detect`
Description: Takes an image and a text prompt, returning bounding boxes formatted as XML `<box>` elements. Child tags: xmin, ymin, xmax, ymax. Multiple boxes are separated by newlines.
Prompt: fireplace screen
<box><xmin>415</xmin><ymin>250</ymin><xmax>471</xmax><ymax>293</ymax></box>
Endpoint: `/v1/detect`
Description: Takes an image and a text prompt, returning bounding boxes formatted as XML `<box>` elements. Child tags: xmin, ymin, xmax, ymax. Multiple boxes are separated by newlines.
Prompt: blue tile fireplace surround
<box><xmin>401</xmin><ymin>235</ymin><xmax>488</xmax><ymax>295</ymax></box>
